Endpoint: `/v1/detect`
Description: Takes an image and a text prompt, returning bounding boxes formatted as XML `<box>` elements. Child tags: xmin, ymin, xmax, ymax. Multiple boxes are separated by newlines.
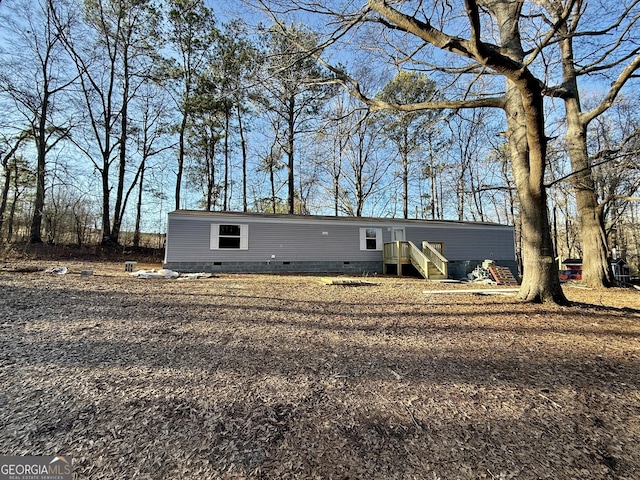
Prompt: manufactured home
<box><xmin>163</xmin><ymin>210</ymin><xmax>517</xmax><ymax>279</ymax></box>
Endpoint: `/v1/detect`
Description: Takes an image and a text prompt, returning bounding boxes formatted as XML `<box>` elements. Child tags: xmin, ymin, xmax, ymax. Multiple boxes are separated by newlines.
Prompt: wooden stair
<box><xmin>427</xmin><ymin>263</ymin><xmax>447</xmax><ymax>280</ymax></box>
<box><xmin>383</xmin><ymin>241</ymin><xmax>448</xmax><ymax>280</ymax></box>
<box><xmin>488</xmin><ymin>266</ymin><xmax>519</xmax><ymax>286</ymax></box>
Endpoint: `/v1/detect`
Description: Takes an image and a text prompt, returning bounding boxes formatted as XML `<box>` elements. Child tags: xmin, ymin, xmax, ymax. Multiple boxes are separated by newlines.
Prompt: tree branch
<box><xmin>315</xmin><ymin>52</ymin><xmax>506</xmax><ymax>112</ymax></box>
<box><xmin>546</xmin><ymin>145</ymin><xmax>639</xmax><ymax>188</ymax></box>
<box><xmin>581</xmin><ymin>52</ymin><xmax>640</xmax><ymax>124</ymax></box>
<box><xmin>465</xmin><ymin>0</ymin><xmax>483</xmax><ymax>54</ymax></box>
<box><xmin>266</xmin><ymin>5</ymin><xmax>508</xmax><ymax>113</ymax></box>
<box><xmin>524</xmin><ymin>0</ymin><xmax>578</xmax><ymax>68</ymax></box>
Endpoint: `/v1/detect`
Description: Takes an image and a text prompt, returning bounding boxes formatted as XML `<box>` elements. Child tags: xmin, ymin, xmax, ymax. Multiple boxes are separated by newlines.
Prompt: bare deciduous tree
<box><xmin>259</xmin><ymin>0</ymin><xmax>565</xmax><ymax>302</ymax></box>
<box><xmin>164</xmin><ymin>0</ymin><xmax>218</xmax><ymax>211</ymax></box>
<box><xmin>1</xmin><ymin>0</ymin><xmax>76</xmax><ymax>243</ymax></box>
<box><xmin>536</xmin><ymin>0</ymin><xmax>640</xmax><ymax>287</ymax></box>
<box><xmin>51</xmin><ymin>0</ymin><xmax>161</xmax><ymax>245</ymax></box>
<box><xmin>0</xmin><ymin>131</ymin><xmax>29</xmax><ymax>239</ymax></box>
<box><xmin>256</xmin><ymin>23</ymin><xmax>336</xmax><ymax>214</ymax></box>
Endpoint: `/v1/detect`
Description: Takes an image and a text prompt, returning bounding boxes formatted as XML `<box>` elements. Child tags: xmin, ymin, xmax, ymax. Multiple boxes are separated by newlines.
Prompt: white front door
<box><xmin>392</xmin><ymin>228</ymin><xmax>405</xmax><ymax>241</ymax></box>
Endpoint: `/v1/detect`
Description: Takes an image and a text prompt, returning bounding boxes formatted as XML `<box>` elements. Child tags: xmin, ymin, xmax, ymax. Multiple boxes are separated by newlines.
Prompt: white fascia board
<box><xmin>168</xmin><ymin>211</ymin><xmax>513</xmax><ymax>230</ymax></box>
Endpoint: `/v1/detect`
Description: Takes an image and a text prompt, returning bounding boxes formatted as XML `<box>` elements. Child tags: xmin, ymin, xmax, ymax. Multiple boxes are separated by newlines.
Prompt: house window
<box><xmin>365</xmin><ymin>228</ymin><xmax>378</xmax><ymax>249</ymax></box>
<box><xmin>359</xmin><ymin>227</ymin><xmax>382</xmax><ymax>251</ymax></box>
<box><xmin>211</xmin><ymin>224</ymin><xmax>249</xmax><ymax>250</ymax></box>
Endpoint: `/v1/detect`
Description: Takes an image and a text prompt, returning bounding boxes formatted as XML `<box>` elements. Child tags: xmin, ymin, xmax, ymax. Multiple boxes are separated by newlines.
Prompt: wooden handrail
<box><xmin>383</xmin><ymin>240</ymin><xmax>448</xmax><ymax>278</ymax></box>
<box><xmin>383</xmin><ymin>241</ymin><xmax>399</xmax><ymax>261</ymax></box>
<box><xmin>407</xmin><ymin>241</ymin><xmax>429</xmax><ymax>278</ymax></box>
<box><xmin>422</xmin><ymin>241</ymin><xmax>448</xmax><ymax>276</ymax></box>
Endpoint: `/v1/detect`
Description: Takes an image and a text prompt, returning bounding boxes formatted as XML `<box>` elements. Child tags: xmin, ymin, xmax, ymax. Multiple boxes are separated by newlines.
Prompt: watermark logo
<box><xmin>0</xmin><ymin>456</ymin><xmax>72</xmax><ymax>480</ymax></box>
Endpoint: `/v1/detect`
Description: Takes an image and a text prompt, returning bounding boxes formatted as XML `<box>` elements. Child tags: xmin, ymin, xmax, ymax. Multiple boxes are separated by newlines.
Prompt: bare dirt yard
<box><xmin>1</xmin><ymin>259</ymin><xmax>639</xmax><ymax>479</ymax></box>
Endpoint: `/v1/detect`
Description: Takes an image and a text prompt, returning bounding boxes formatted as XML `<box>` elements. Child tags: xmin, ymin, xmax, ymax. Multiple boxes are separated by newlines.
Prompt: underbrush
<box><xmin>0</xmin><ymin>241</ymin><xmax>164</xmax><ymax>263</ymax></box>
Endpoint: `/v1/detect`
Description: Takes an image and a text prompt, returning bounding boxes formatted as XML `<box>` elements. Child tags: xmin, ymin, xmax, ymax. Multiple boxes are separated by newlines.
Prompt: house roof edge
<box><xmin>167</xmin><ymin>209</ymin><xmax>513</xmax><ymax>228</ymax></box>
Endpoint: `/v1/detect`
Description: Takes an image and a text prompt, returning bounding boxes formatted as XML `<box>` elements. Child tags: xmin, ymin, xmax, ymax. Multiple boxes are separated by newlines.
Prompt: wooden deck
<box><xmin>383</xmin><ymin>241</ymin><xmax>448</xmax><ymax>279</ymax></box>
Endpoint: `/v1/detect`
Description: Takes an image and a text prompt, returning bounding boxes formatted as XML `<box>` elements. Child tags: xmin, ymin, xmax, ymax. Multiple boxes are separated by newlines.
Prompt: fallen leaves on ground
<box><xmin>1</xmin><ymin>261</ymin><xmax>639</xmax><ymax>479</ymax></box>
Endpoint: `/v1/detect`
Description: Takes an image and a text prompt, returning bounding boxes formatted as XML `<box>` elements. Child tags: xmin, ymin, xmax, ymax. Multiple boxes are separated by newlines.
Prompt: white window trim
<box><xmin>359</xmin><ymin>227</ymin><xmax>382</xmax><ymax>251</ymax></box>
<box><xmin>210</xmin><ymin>224</ymin><xmax>249</xmax><ymax>250</ymax></box>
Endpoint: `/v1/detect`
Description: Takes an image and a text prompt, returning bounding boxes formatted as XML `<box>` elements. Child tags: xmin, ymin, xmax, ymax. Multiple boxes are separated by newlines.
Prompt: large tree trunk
<box><xmin>505</xmin><ymin>79</ymin><xmax>566</xmax><ymax>303</ymax></box>
<box><xmin>365</xmin><ymin>0</ymin><xmax>566</xmax><ymax>302</ymax></box>
<box><xmin>559</xmin><ymin>32</ymin><xmax>614</xmax><ymax>288</ymax></box>
<box><xmin>580</xmin><ymin>203</ymin><xmax>612</xmax><ymax>285</ymax></box>
<box><xmin>29</xmin><ymin>90</ymin><xmax>50</xmax><ymax>244</ymax></box>
<box><xmin>109</xmin><ymin>89</ymin><xmax>128</xmax><ymax>244</ymax></box>
<box><xmin>100</xmin><ymin>161</ymin><xmax>112</xmax><ymax>245</ymax></box>
<box><xmin>488</xmin><ymin>0</ymin><xmax>567</xmax><ymax>303</ymax></box>
<box><xmin>516</xmin><ymin>185</ymin><xmax>564</xmax><ymax>302</ymax></box>
<box><xmin>29</xmin><ymin>150</ymin><xmax>45</xmax><ymax>243</ymax></box>
<box><xmin>565</xmin><ymin>108</ymin><xmax>613</xmax><ymax>287</ymax></box>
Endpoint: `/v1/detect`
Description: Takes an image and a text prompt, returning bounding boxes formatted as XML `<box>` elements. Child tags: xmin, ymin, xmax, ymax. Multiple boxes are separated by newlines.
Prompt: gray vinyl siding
<box><xmin>165</xmin><ymin>214</ymin><xmax>387</xmax><ymax>263</ymax></box>
<box><xmin>164</xmin><ymin>211</ymin><xmax>515</xmax><ymax>267</ymax></box>
<box><xmin>403</xmin><ymin>225</ymin><xmax>514</xmax><ymax>261</ymax></box>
